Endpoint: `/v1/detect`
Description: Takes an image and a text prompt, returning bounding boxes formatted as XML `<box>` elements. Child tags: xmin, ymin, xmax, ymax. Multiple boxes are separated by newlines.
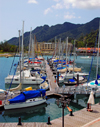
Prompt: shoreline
<box><xmin>0</xmin><ymin>52</ymin><xmax>98</xmax><ymax>57</ymax></box>
<box><xmin>0</xmin><ymin>53</ymin><xmax>14</xmax><ymax>57</ymax></box>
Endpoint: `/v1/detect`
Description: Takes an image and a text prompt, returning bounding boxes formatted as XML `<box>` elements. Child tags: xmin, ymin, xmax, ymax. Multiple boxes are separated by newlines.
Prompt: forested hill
<box><xmin>8</xmin><ymin>17</ymin><xmax>100</xmax><ymax>46</ymax></box>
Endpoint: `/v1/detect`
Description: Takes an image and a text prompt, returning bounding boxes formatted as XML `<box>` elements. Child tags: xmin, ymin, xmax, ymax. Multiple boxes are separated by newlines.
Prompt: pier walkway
<box><xmin>45</xmin><ymin>60</ymin><xmax>59</xmax><ymax>91</ymax></box>
<box><xmin>45</xmin><ymin>59</ymin><xmax>100</xmax><ymax>97</ymax></box>
<box><xmin>0</xmin><ymin>103</ymin><xmax>100</xmax><ymax>127</ymax></box>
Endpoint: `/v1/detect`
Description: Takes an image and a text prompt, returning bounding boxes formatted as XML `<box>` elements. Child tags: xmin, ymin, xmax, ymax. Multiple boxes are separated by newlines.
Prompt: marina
<box><xmin>0</xmin><ymin>0</ymin><xmax>100</xmax><ymax>126</ymax></box>
<box><xmin>0</xmin><ymin>55</ymin><xmax>100</xmax><ymax>127</ymax></box>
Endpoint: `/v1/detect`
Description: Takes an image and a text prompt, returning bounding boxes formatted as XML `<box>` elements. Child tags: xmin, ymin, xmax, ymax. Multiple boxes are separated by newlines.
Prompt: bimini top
<box><xmin>8</xmin><ymin>89</ymin><xmax>46</xmax><ymax>104</ymax></box>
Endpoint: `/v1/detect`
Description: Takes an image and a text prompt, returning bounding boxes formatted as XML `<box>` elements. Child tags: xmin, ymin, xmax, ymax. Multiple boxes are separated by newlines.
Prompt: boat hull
<box><xmin>4</xmin><ymin>98</ymin><xmax>46</xmax><ymax>110</ymax></box>
<box><xmin>5</xmin><ymin>78</ymin><xmax>43</xmax><ymax>85</ymax></box>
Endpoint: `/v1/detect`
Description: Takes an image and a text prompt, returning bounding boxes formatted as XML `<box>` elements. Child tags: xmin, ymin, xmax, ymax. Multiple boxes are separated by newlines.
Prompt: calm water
<box><xmin>0</xmin><ymin>55</ymin><xmax>100</xmax><ymax>122</ymax></box>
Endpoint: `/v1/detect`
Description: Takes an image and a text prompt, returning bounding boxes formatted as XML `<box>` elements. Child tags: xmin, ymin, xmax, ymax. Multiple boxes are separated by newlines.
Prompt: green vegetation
<box><xmin>76</xmin><ymin>29</ymin><xmax>99</xmax><ymax>48</ymax></box>
<box><xmin>0</xmin><ymin>17</ymin><xmax>100</xmax><ymax>53</ymax></box>
<box><xmin>0</xmin><ymin>41</ymin><xmax>17</xmax><ymax>53</ymax></box>
<box><xmin>0</xmin><ymin>41</ymin><xmax>29</xmax><ymax>53</ymax></box>
<box><xmin>7</xmin><ymin>17</ymin><xmax>99</xmax><ymax>47</ymax></box>
<box><xmin>0</xmin><ymin>28</ymin><xmax>99</xmax><ymax>53</ymax></box>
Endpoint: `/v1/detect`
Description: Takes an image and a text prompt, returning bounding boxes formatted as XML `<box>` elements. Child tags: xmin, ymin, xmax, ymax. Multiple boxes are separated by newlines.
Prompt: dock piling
<box><xmin>69</xmin><ymin>109</ymin><xmax>74</xmax><ymax>116</ymax></box>
<box><xmin>47</xmin><ymin>116</ymin><xmax>51</xmax><ymax>125</ymax></box>
<box><xmin>77</xmin><ymin>74</ymin><xmax>79</xmax><ymax>86</ymax></box>
<box><xmin>57</xmin><ymin>71</ymin><xmax>59</xmax><ymax>84</ymax></box>
<box><xmin>18</xmin><ymin>117</ymin><xmax>22</xmax><ymax>125</ymax></box>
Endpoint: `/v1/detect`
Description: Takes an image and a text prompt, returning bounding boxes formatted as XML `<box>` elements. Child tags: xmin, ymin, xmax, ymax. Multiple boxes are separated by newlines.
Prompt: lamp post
<box><xmin>56</xmin><ymin>95</ymin><xmax>71</xmax><ymax>127</ymax></box>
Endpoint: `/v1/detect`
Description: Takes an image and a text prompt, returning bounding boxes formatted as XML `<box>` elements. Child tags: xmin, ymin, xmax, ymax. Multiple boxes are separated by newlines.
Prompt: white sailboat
<box><xmin>61</xmin><ymin>39</ymin><xmax>88</xmax><ymax>80</ymax></box>
<box><xmin>5</xmin><ymin>23</ymin><xmax>46</xmax><ymax>85</ymax></box>
<box><xmin>83</xmin><ymin>21</ymin><xmax>100</xmax><ymax>88</ymax></box>
<box><xmin>4</xmin><ymin>22</ymin><xmax>46</xmax><ymax>110</ymax></box>
<box><xmin>4</xmin><ymin>89</ymin><xmax>46</xmax><ymax>110</ymax></box>
<box><xmin>5</xmin><ymin>69</ymin><xmax>44</xmax><ymax>85</ymax></box>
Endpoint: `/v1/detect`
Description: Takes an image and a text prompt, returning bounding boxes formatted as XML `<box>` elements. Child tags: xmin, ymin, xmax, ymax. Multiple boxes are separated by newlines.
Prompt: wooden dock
<box><xmin>45</xmin><ymin>60</ymin><xmax>58</xmax><ymax>91</ymax></box>
<box><xmin>0</xmin><ymin>103</ymin><xmax>100</xmax><ymax>127</ymax></box>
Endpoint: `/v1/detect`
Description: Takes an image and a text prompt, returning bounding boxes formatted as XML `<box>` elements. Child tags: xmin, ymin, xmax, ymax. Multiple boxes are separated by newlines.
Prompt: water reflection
<box><xmin>5</xmin><ymin>83</ymin><xmax>40</xmax><ymax>90</ymax></box>
<box><xmin>2</xmin><ymin>103</ymin><xmax>47</xmax><ymax>122</ymax></box>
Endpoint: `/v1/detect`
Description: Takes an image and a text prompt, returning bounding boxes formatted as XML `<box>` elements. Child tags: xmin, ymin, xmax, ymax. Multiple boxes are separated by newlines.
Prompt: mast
<box><xmin>55</xmin><ymin>36</ymin><xmax>57</xmax><ymax>57</ymax></box>
<box><xmin>18</xmin><ymin>30</ymin><xmax>21</xmax><ymax>84</ymax></box>
<box><xmin>28</xmin><ymin>27</ymin><xmax>32</xmax><ymax>69</ymax></box>
<box><xmin>18</xmin><ymin>30</ymin><xmax>21</xmax><ymax>54</ymax></box>
<box><xmin>61</xmin><ymin>42</ymin><xmax>63</xmax><ymax>67</ymax></box>
<box><xmin>32</xmin><ymin>37</ymin><xmax>34</xmax><ymax>65</ymax></box>
<box><xmin>59</xmin><ymin>38</ymin><xmax>61</xmax><ymax>60</ymax></box>
<box><xmin>96</xmin><ymin>20</ymin><xmax>100</xmax><ymax>79</ymax></box>
<box><xmin>73</xmin><ymin>40</ymin><xmax>76</xmax><ymax>77</ymax></box>
<box><xmin>21</xmin><ymin>21</ymin><xmax>24</xmax><ymax>69</ymax></box>
<box><xmin>66</xmin><ymin>37</ymin><xmax>68</xmax><ymax>66</ymax></box>
<box><xmin>21</xmin><ymin>21</ymin><xmax>24</xmax><ymax>84</ymax></box>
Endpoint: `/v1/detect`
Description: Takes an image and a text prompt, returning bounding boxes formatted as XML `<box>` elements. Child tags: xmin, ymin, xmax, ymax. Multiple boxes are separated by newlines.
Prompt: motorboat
<box><xmin>4</xmin><ymin>89</ymin><xmax>46</xmax><ymax>110</ymax></box>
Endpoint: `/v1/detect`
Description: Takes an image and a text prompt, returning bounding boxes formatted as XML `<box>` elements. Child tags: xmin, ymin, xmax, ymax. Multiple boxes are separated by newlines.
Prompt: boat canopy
<box><xmin>8</xmin><ymin>89</ymin><xmax>46</xmax><ymax>104</ymax></box>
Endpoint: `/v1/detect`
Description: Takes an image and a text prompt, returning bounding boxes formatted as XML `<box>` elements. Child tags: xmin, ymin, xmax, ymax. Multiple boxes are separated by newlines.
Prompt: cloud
<box><xmin>44</xmin><ymin>8</ymin><xmax>52</xmax><ymax>15</ymax></box>
<box><xmin>28</xmin><ymin>0</ymin><xmax>38</xmax><ymax>4</ymax></box>
<box><xmin>53</xmin><ymin>0</ymin><xmax>60</xmax><ymax>2</ymax></box>
<box><xmin>52</xmin><ymin>3</ymin><xmax>63</xmax><ymax>9</ymax></box>
<box><xmin>44</xmin><ymin>0</ymin><xmax>100</xmax><ymax>16</ymax></box>
<box><xmin>64</xmin><ymin>12</ymin><xmax>76</xmax><ymax>19</ymax></box>
<box><xmin>64</xmin><ymin>12</ymin><xmax>81</xmax><ymax>19</ymax></box>
<box><xmin>63</xmin><ymin>0</ymin><xmax>100</xmax><ymax>9</ymax></box>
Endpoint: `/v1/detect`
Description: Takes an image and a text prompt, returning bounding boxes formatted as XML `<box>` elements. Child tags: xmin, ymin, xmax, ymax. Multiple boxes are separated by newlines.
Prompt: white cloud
<box><xmin>63</xmin><ymin>0</ymin><xmax>100</xmax><ymax>9</ymax></box>
<box><xmin>64</xmin><ymin>13</ymin><xmax>76</xmax><ymax>19</ymax></box>
<box><xmin>28</xmin><ymin>0</ymin><xmax>38</xmax><ymax>4</ymax></box>
<box><xmin>53</xmin><ymin>0</ymin><xmax>60</xmax><ymax>2</ymax></box>
<box><xmin>44</xmin><ymin>0</ymin><xmax>100</xmax><ymax>16</ymax></box>
<box><xmin>44</xmin><ymin>8</ymin><xmax>52</xmax><ymax>15</ymax></box>
<box><xmin>52</xmin><ymin>3</ymin><xmax>63</xmax><ymax>9</ymax></box>
<box><xmin>78</xmin><ymin>16</ymin><xmax>81</xmax><ymax>19</ymax></box>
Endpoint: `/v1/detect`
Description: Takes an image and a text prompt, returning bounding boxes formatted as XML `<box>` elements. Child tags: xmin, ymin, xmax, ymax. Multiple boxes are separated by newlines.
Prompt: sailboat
<box><xmin>5</xmin><ymin>69</ymin><xmax>45</xmax><ymax>85</ymax></box>
<box><xmin>3</xmin><ymin>103</ymin><xmax>47</xmax><ymax>119</ymax></box>
<box><xmin>4</xmin><ymin>89</ymin><xmax>46</xmax><ymax>110</ymax></box>
<box><xmin>5</xmin><ymin>24</ymin><xmax>46</xmax><ymax>85</ymax></box>
<box><xmin>83</xmin><ymin>21</ymin><xmax>100</xmax><ymax>88</ymax></box>
<box><xmin>60</xmin><ymin>39</ymin><xmax>88</xmax><ymax>80</ymax></box>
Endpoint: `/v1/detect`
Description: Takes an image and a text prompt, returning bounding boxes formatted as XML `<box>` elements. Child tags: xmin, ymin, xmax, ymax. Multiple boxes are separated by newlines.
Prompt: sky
<box><xmin>0</xmin><ymin>0</ymin><xmax>100</xmax><ymax>42</ymax></box>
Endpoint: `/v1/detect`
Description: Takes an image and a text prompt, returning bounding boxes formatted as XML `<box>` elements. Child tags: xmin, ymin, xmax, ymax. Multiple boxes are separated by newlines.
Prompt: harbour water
<box><xmin>0</xmin><ymin>55</ymin><xmax>100</xmax><ymax>123</ymax></box>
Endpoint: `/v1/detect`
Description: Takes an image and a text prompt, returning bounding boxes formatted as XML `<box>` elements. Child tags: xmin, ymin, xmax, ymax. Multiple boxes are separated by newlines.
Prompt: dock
<box><xmin>0</xmin><ymin>103</ymin><xmax>100</xmax><ymax>127</ymax></box>
<box><xmin>0</xmin><ymin>59</ymin><xmax>100</xmax><ymax>126</ymax></box>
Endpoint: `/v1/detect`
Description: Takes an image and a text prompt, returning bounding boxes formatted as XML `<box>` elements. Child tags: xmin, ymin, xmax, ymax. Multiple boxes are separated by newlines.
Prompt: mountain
<box><xmin>7</xmin><ymin>17</ymin><xmax>100</xmax><ymax>46</ymax></box>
